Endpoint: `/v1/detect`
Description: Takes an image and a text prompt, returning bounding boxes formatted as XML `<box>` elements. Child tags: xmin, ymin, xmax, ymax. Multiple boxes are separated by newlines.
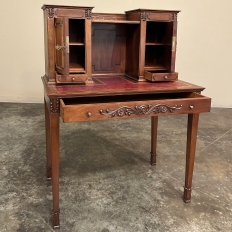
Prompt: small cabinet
<box><xmin>125</xmin><ymin>9</ymin><xmax>179</xmax><ymax>82</ymax></box>
<box><xmin>54</xmin><ymin>17</ymin><xmax>91</xmax><ymax>83</ymax></box>
<box><xmin>42</xmin><ymin>5</ymin><xmax>180</xmax><ymax>84</ymax></box>
<box><xmin>144</xmin><ymin>16</ymin><xmax>178</xmax><ymax>82</ymax></box>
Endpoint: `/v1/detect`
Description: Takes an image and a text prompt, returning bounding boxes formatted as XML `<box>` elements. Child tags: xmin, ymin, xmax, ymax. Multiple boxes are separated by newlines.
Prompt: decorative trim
<box><xmin>92</xmin><ymin>15</ymin><xmax>125</xmax><ymax>21</ymax></box>
<box><xmin>52</xmin><ymin>209</ymin><xmax>60</xmax><ymax>215</ymax></box>
<box><xmin>47</xmin><ymin>8</ymin><xmax>55</xmax><ymax>18</ymax></box>
<box><xmin>141</xmin><ymin>12</ymin><xmax>147</xmax><ymax>21</ymax></box>
<box><xmin>150</xmin><ymin>152</ymin><xmax>157</xmax><ymax>165</ymax></box>
<box><xmin>150</xmin><ymin>152</ymin><xmax>156</xmax><ymax>157</ymax></box>
<box><xmin>183</xmin><ymin>186</ymin><xmax>192</xmax><ymax>191</ymax></box>
<box><xmin>172</xmin><ymin>13</ymin><xmax>177</xmax><ymax>21</ymax></box>
<box><xmin>85</xmin><ymin>9</ymin><xmax>92</xmax><ymax>19</ymax></box>
<box><xmin>50</xmin><ymin>98</ymin><xmax>60</xmax><ymax>114</ymax></box>
<box><xmin>100</xmin><ymin>104</ymin><xmax>182</xmax><ymax>118</ymax></box>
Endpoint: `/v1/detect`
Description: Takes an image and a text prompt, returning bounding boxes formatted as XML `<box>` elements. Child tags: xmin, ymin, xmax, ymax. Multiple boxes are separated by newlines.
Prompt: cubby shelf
<box><xmin>69</xmin><ymin>63</ymin><xmax>85</xmax><ymax>73</ymax></box>
<box><xmin>144</xmin><ymin>64</ymin><xmax>167</xmax><ymax>71</ymax></box>
<box><xmin>69</xmin><ymin>42</ymin><xmax>85</xmax><ymax>46</ymax></box>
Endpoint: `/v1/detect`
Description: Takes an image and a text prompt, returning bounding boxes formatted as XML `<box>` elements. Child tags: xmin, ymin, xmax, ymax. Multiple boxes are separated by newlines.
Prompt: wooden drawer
<box><xmin>144</xmin><ymin>71</ymin><xmax>178</xmax><ymax>82</ymax></box>
<box><xmin>56</xmin><ymin>73</ymin><xmax>87</xmax><ymax>84</ymax></box>
<box><xmin>60</xmin><ymin>93</ymin><xmax>211</xmax><ymax>122</ymax></box>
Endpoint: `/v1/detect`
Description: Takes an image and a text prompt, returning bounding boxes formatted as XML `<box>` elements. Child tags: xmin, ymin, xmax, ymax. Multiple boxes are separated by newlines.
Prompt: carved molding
<box><xmin>50</xmin><ymin>98</ymin><xmax>60</xmax><ymax>114</ymax></box>
<box><xmin>92</xmin><ymin>15</ymin><xmax>125</xmax><ymax>21</ymax></box>
<box><xmin>141</xmin><ymin>12</ymin><xmax>147</xmax><ymax>21</ymax></box>
<box><xmin>172</xmin><ymin>13</ymin><xmax>177</xmax><ymax>21</ymax></box>
<box><xmin>85</xmin><ymin>9</ymin><xmax>92</xmax><ymax>19</ymax></box>
<box><xmin>47</xmin><ymin>8</ymin><xmax>55</xmax><ymax>18</ymax></box>
<box><xmin>100</xmin><ymin>104</ymin><xmax>183</xmax><ymax>118</ymax></box>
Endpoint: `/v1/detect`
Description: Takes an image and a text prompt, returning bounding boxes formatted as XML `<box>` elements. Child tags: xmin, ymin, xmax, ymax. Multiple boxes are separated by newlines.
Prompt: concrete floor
<box><xmin>0</xmin><ymin>103</ymin><xmax>232</xmax><ymax>232</ymax></box>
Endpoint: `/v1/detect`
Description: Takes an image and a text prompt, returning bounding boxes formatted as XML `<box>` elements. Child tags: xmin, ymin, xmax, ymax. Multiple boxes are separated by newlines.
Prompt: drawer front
<box><xmin>144</xmin><ymin>71</ymin><xmax>178</xmax><ymax>82</ymax></box>
<box><xmin>56</xmin><ymin>73</ymin><xmax>87</xmax><ymax>84</ymax></box>
<box><xmin>60</xmin><ymin>94</ymin><xmax>211</xmax><ymax>122</ymax></box>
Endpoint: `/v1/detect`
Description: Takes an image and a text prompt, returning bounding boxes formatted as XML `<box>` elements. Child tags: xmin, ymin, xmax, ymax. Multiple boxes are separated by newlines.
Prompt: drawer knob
<box><xmin>164</xmin><ymin>76</ymin><xmax>168</xmax><ymax>80</ymax></box>
<box><xmin>72</xmin><ymin>77</ymin><xmax>75</xmax><ymax>81</ymax></box>
<box><xmin>189</xmin><ymin>105</ymin><xmax>194</xmax><ymax>109</ymax></box>
<box><xmin>87</xmin><ymin>112</ymin><xmax>92</xmax><ymax>117</ymax></box>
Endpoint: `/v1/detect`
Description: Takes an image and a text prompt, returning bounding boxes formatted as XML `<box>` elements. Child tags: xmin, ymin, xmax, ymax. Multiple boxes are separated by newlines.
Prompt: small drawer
<box><xmin>56</xmin><ymin>73</ymin><xmax>87</xmax><ymax>84</ymax></box>
<box><xmin>144</xmin><ymin>71</ymin><xmax>178</xmax><ymax>82</ymax></box>
<box><xmin>60</xmin><ymin>93</ymin><xmax>211</xmax><ymax>123</ymax></box>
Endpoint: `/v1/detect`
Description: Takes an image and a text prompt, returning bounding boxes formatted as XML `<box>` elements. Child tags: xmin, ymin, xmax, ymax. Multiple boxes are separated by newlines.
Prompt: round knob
<box><xmin>189</xmin><ymin>105</ymin><xmax>194</xmax><ymax>109</ymax></box>
<box><xmin>72</xmin><ymin>77</ymin><xmax>75</xmax><ymax>81</ymax></box>
<box><xmin>164</xmin><ymin>76</ymin><xmax>168</xmax><ymax>80</ymax></box>
<box><xmin>87</xmin><ymin>112</ymin><xmax>92</xmax><ymax>117</ymax></box>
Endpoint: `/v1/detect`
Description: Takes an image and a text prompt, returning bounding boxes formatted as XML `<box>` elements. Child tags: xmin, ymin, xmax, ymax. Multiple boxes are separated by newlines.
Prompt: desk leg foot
<box><xmin>52</xmin><ymin>210</ymin><xmax>60</xmax><ymax>229</ymax></box>
<box><xmin>183</xmin><ymin>186</ymin><xmax>192</xmax><ymax>203</ymax></box>
<box><xmin>151</xmin><ymin>116</ymin><xmax>158</xmax><ymax>165</ymax></box>
<box><xmin>150</xmin><ymin>152</ymin><xmax>157</xmax><ymax>165</ymax></box>
<box><xmin>47</xmin><ymin>166</ymin><xmax>52</xmax><ymax>180</ymax></box>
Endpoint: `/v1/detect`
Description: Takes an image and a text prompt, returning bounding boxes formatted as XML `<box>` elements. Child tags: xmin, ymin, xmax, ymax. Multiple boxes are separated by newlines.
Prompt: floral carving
<box><xmin>100</xmin><ymin>104</ymin><xmax>182</xmax><ymax>118</ymax></box>
<box><xmin>172</xmin><ymin>13</ymin><xmax>177</xmax><ymax>21</ymax></box>
<box><xmin>47</xmin><ymin>8</ymin><xmax>55</xmax><ymax>18</ymax></box>
<box><xmin>92</xmin><ymin>15</ymin><xmax>125</xmax><ymax>21</ymax></box>
<box><xmin>85</xmin><ymin>9</ymin><xmax>92</xmax><ymax>19</ymax></box>
<box><xmin>141</xmin><ymin>12</ymin><xmax>147</xmax><ymax>21</ymax></box>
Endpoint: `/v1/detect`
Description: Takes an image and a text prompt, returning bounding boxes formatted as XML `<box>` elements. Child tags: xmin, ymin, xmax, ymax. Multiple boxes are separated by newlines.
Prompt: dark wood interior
<box><xmin>92</xmin><ymin>23</ymin><xmax>126</xmax><ymax>74</ymax></box>
<box><xmin>62</xmin><ymin>92</ymin><xmax>194</xmax><ymax>105</ymax></box>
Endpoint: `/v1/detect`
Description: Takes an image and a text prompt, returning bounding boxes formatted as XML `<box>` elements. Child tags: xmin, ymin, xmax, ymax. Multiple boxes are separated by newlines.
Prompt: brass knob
<box><xmin>189</xmin><ymin>105</ymin><xmax>194</xmax><ymax>109</ymax></box>
<box><xmin>87</xmin><ymin>112</ymin><xmax>92</xmax><ymax>117</ymax></box>
<box><xmin>72</xmin><ymin>77</ymin><xmax>75</xmax><ymax>81</ymax></box>
<box><xmin>164</xmin><ymin>76</ymin><xmax>168</xmax><ymax>80</ymax></box>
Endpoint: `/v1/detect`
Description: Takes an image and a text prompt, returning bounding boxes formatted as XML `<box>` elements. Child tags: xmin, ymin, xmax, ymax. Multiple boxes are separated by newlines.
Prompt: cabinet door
<box><xmin>170</xmin><ymin>21</ymin><xmax>177</xmax><ymax>72</ymax></box>
<box><xmin>165</xmin><ymin>21</ymin><xmax>177</xmax><ymax>72</ymax></box>
<box><xmin>54</xmin><ymin>17</ymin><xmax>69</xmax><ymax>76</ymax></box>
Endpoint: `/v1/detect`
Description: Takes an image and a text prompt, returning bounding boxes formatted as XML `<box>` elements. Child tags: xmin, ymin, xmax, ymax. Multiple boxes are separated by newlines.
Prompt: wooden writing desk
<box><xmin>41</xmin><ymin>4</ymin><xmax>211</xmax><ymax>228</ymax></box>
<box><xmin>43</xmin><ymin>75</ymin><xmax>211</xmax><ymax>228</ymax></box>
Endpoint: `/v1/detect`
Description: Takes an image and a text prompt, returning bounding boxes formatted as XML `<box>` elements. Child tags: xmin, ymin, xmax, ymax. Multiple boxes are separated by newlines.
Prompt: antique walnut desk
<box><xmin>42</xmin><ymin>5</ymin><xmax>211</xmax><ymax>228</ymax></box>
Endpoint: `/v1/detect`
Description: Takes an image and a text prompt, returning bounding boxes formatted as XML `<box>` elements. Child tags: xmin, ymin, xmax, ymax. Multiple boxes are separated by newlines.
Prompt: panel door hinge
<box><xmin>55</xmin><ymin>36</ymin><xmax>69</xmax><ymax>53</ymax></box>
<box><xmin>172</xmin><ymin>37</ymin><xmax>177</xmax><ymax>52</ymax></box>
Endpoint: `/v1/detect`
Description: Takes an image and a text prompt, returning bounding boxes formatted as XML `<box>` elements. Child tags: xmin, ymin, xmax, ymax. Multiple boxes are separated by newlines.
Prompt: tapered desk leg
<box><xmin>150</xmin><ymin>116</ymin><xmax>158</xmax><ymax>165</ymax></box>
<box><xmin>44</xmin><ymin>99</ymin><xmax>52</xmax><ymax>180</ymax></box>
<box><xmin>183</xmin><ymin>113</ymin><xmax>199</xmax><ymax>203</ymax></box>
<box><xmin>49</xmin><ymin>112</ymin><xmax>60</xmax><ymax>228</ymax></box>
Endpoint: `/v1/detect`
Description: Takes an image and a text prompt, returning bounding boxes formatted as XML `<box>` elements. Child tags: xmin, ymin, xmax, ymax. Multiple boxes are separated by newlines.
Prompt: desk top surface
<box><xmin>43</xmin><ymin>75</ymin><xmax>205</xmax><ymax>98</ymax></box>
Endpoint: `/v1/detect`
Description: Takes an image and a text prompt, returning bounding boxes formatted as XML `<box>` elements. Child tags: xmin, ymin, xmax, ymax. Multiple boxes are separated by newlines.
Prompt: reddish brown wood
<box><xmin>50</xmin><ymin>111</ymin><xmax>60</xmax><ymax>228</ymax></box>
<box><xmin>183</xmin><ymin>113</ymin><xmax>199</xmax><ymax>203</ymax></box>
<box><xmin>59</xmin><ymin>92</ymin><xmax>211</xmax><ymax>123</ymax></box>
<box><xmin>43</xmin><ymin>12</ymin><xmax>55</xmax><ymax>82</ymax></box>
<box><xmin>92</xmin><ymin>23</ymin><xmax>126</xmax><ymax>74</ymax></box>
<box><xmin>42</xmin><ymin>5</ymin><xmax>180</xmax><ymax>84</ymax></box>
<box><xmin>42</xmin><ymin>76</ymin><xmax>206</xmax><ymax>98</ymax></box>
<box><xmin>151</xmin><ymin>116</ymin><xmax>158</xmax><ymax>165</ymax></box>
<box><xmin>144</xmin><ymin>71</ymin><xmax>178</xmax><ymax>82</ymax></box>
<box><xmin>44</xmin><ymin>98</ymin><xmax>52</xmax><ymax>179</ymax></box>
<box><xmin>41</xmin><ymin>5</ymin><xmax>211</xmax><ymax>229</ymax></box>
<box><xmin>125</xmin><ymin>24</ymin><xmax>141</xmax><ymax>78</ymax></box>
